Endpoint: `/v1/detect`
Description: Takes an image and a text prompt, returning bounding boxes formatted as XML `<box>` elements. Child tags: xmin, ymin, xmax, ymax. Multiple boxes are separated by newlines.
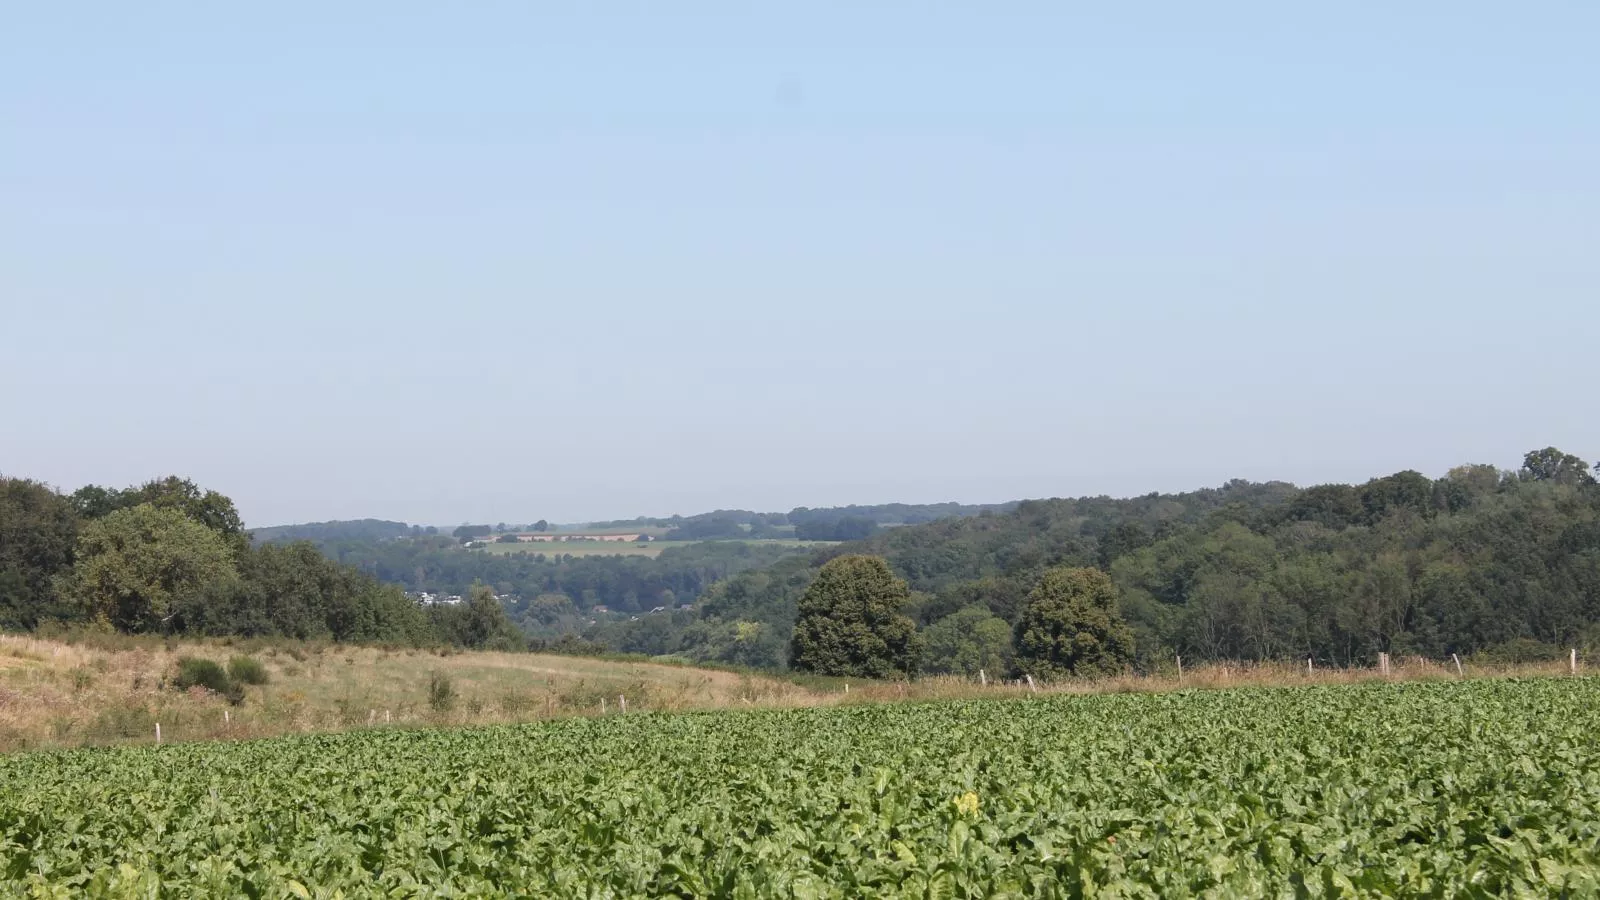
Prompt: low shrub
<box><xmin>227</xmin><ymin>656</ymin><xmax>270</xmax><ymax>685</ymax></box>
<box><xmin>174</xmin><ymin>657</ymin><xmax>229</xmax><ymax>692</ymax></box>
<box><xmin>428</xmin><ymin>671</ymin><xmax>456</xmax><ymax>712</ymax></box>
<box><xmin>1471</xmin><ymin>638</ymin><xmax>1564</xmax><ymax>665</ymax></box>
<box><xmin>174</xmin><ymin>657</ymin><xmax>245</xmax><ymax>705</ymax></box>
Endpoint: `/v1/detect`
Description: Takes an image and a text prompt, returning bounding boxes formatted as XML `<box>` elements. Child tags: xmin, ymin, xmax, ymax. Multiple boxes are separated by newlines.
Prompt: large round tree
<box><xmin>789</xmin><ymin>555</ymin><xmax>922</xmax><ymax>678</ymax></box>
<box><xmin>1014</xmin><ymin>566</ymin><xmax>1134</xmax><ymax>680</ymax></box>
<box><xmin>64</xmin><ymin>503</ymin><xmax>237</xmax><ymax>633</ymax></box>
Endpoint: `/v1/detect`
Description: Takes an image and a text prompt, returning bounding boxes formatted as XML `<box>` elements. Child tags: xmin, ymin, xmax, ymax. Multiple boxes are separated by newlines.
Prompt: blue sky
<box><xmin>2</xmin><ymin>2</ymin><xmax>1596</xmax><ymax>526</ymax></box>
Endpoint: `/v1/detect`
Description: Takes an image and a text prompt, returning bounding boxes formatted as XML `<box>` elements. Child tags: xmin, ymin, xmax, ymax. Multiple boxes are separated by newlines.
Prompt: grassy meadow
<box><xmin>0</xmin><ymin>633</ymin><xmax>819</xmax><ymax>752</ymax></box>
<box><xmin>1</xmin><ymin>631</ymin><xmax>1588</xmax><ymax>754</ymax></box>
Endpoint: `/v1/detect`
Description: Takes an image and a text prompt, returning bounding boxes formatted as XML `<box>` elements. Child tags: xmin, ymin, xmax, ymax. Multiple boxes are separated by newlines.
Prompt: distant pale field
<box><xmin>479</xmin><ymin>540</ymin><xmax>671</xmax><ymax>558</ymax></box>
<box><xmin>556</xmin><ymin>525</ymin><xmax>675</xmax><ymax>537</ymax></box>
<box><xmin>476</xmin><ymin>538</ymin><xmax>832</xmax><ymax>558</ymax></box>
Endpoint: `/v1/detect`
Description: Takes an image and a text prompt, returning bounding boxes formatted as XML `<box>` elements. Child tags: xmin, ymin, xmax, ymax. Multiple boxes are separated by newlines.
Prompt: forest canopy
<box><xmin>592</xmin><ymin>449</ymin><xmax>1600</xmax><ymax>673</ymax></box>
<box><xmin>0</xmin><ymin>476</ymin><xmax>506</xmax><ymax>648</ymax></box>
<box><xmin>6</xmin><ymin>448</ymin><xmax>1597</xmax><ymax>675</ymax></box>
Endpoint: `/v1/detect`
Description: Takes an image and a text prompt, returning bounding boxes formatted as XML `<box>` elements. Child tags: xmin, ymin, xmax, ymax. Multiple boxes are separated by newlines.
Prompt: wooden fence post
<box><xmin>155</xmin><ymin>723</ymin><xmax>161</xmax><ymax>744</ymax></box>
<box><xmin>979</xmin><ymin>669</ymin><xmax>987</xmax><ymax>687</ymax></box>
<box><xmin>619</xmin><ymin>694</ymin><xmax>627</xmax><ymax>713</ymax></box>
<box><xmin>1307</xmin><ymin>657</ymin><xmax>1313</xmax><ymax>676</ymax></box>
<box><xmin>600</xmin><ymin>698</ymin><xmax>606</xmax><ymax>715</ymax></box>
<box><xmin>1176</xmin><ymin>655</ymin><xmax>1182</xmax><ymax>683</ymax></box>
<box><xmin>1572</xmin><ymin>648</ymin><xmax>1578</xmax><ymax>675</ymax></box>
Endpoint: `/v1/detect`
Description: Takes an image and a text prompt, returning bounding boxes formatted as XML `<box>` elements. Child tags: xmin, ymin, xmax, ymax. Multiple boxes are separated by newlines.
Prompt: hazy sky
<box><xmin>3</xmin><ymin>3</ymin><xmax>1596</xmax><ymax>527</ymax></box>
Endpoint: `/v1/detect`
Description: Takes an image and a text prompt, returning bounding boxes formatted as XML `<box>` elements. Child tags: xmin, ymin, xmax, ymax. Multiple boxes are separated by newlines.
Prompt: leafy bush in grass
<box><xmin>174</xmin><ymin>657</ymin><xmax>245</xmax><ymax>705</ymax></box>
<box><xmin>227</xmin><ymin>656</ymin><xmax>270</xmax><ymax>685</ymax></box>
<box><xmin>428</xmin><ymin>671</ymin><xmax>456</xmax><ymax>712</ymax></box>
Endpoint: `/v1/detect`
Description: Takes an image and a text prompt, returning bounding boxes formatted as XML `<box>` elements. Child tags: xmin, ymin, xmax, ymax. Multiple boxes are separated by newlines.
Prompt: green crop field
<box><xmin>4</xmin><ymin>679</ymin><xmax>1599</xmax><ymax>896</ymax></box>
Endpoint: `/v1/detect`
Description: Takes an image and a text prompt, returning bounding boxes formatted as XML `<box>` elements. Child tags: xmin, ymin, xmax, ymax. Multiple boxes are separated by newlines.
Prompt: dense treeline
<box><xmin>582</xmin><ymin>501</ymin><xmax>1014</xmax><ymax>537</ymax></box>
<box><xmin>786</xmin><ymin>502</ymin><xmax>1017</xmax><ymax>527</ymax></box>
<box><xmin>793</xmin><ymin>517</ymin><xmax>880</xmax><ymax>542</ymax></box>
<box><xmin>1113</xmin><ymin>453</ymin><xmax>1600</xmax><ymax>667</ymax></box>
<box><xmin>593</xmin><ymin>449</ymin><xmax>1600</xmax><ymax>673</ymax></box>
<box><xmin>590</xmin><ymin>479</ymin><xmax>1298</xmax><ymax>667</ymax></box>
<box><xmin>0</xmin><ymin>476</ymin><xmax>516</xmax><ymax>649</ymax></box>
<box><xmin>14</xmin><ymin>448</ymin><xmax>1597</xmax><ymax>674</ymax></box>
<box><xmin>660</xmin><ymin>514</ymin><xmax>769</xmax><ymax>541</ymax></box>
<box><xmin>587</xmin><ymin>553</ymin><xmax>812</xmax><ymax>668</ymax></box>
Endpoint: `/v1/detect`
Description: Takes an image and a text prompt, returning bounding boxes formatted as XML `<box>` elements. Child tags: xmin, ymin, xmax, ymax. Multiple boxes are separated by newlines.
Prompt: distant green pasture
<box><xmin>475</xmin><ymin>538</ymin><xmax>833</xmax><ymax>559</ymax></box>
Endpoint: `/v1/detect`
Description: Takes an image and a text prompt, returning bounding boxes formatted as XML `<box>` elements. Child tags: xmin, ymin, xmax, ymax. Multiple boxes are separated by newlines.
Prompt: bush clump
<box><xmin>428</xmin><ymin>671</ymin><xmax>456</xmax><ymax>712</ymax></box>
<box><xmin>173</xmin><ymin>657</ymin><xmax>229</xmax><ymax>692</ymax></box>
<box><xmin>1470</xmin><ymin>637</ymin><xmax>1564</xmax><ymax>665</ymax></box>
<box><xmin>173</xmin><ymin>657</ymin><xmax>245</xmax><ymax>705</ymax></box>
<box><xmin>227</xmin><ymin>656</ymin><xmax>270</xmax><ymax>685</ymax></box>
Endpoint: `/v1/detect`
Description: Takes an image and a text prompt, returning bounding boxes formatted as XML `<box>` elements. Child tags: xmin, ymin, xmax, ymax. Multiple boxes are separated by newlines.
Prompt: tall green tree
<box><xmin>63</xmin><ymin>504</ymin><xmax>237</xmax><ymax>633</ymax></box>
<box><xmin>1014</xmin><ymin>566</ymin><xmax>1135</xmax><ymax>679</ymax></box>
<box><xmin>71</xmin><ymin>476</ymin><xmax>248</xmax><ymax>555</ymax></box>
<box><xmin>462</xmin><ymin>584</ymin><xmax>521</xmax><ymax>650</ymax></box>
<box><xmin>922</xmin><ymin>605</ymin><xmax>1013</xmax><ymax>676</ymax></box>
<box><xmin>789</xmin><ymin>555</ymin><xmax>922</xmax><ymax>678</ymax></box>
<box><xmin>1359</xmin><ymin>471</ymin><xmax>1436</xmax><ymax>523</ymax></box>
<box><xmin>187</xmin><ymin>541</ymin><xmax>431</xmax><ymax>644</ymax></box>
<box><xmin>0</xmin><ymin>477</ymin><xmax>80</xmax><ymax>629</ymax></box>
<box><xmin>67</xmin><ymin>484</ymin><xmax>124</xmax><ymax>519</ymax></box>
<box><xmin>1521</xmin><ymin>447</ymin><xmax>1596</xmax><ymax>486</ymax></box>
<box><xmin>431</xmin><ymin>584</ymin><xmax>523</xmax><ymax>651</ymax></box>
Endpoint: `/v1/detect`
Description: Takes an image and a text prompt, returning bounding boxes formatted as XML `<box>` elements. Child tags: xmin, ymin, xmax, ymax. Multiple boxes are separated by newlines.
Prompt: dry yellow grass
<box><xmin>0</xmin><ymin>634</ymin><xmax>817</xmax><ymax>752</ymax></box>
<box><xmin>0</xmin><ymin>632</ymin><xmax>1583</xmax><ymax>753</ymax></box>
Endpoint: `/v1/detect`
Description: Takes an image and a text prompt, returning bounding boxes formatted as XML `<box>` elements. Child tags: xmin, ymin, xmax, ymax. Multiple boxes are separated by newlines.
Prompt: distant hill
<box><xmin>244</xmin><ymin>502</ymin><xmax>1019</xmax><ymax>618</ymax></box>
<box><xmin>589</xmin><ymin>481</ymin><xmax>1295</xmax><ymax>667</ymax></box>
<box><xmin>582</xmin><ymin>502</ymin><xmax>1016</xmax><ymax>540</ymax></box>
<box><xmin>254</xmin><ymin>502</ymin><xmax>1011</xmax><ymax>547</ymax></box>
<box><xmin>786</xmin><ymin>502</ymin><xmax>1016</xmax><ymax>527</ymax></box>
<box><xmin>590</xmin><ymin>453</ymin><xmax>1600</xmax><ymax>676</ymax></box>
<box><xmin>251</xmin><ymin>519</ymin><xmax>416</xmax><ymax>544</ymax></box>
